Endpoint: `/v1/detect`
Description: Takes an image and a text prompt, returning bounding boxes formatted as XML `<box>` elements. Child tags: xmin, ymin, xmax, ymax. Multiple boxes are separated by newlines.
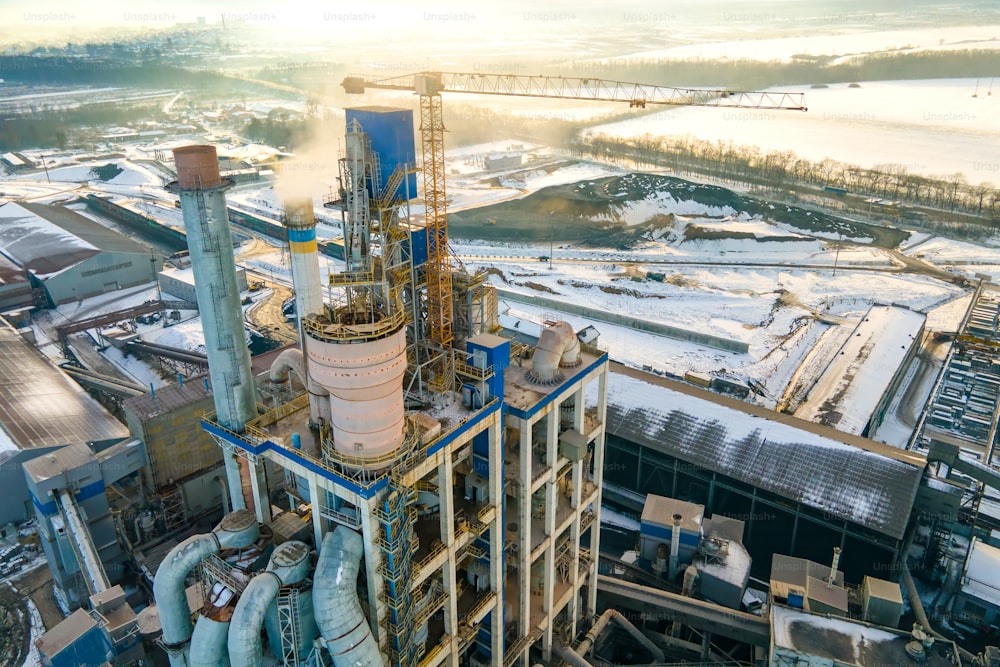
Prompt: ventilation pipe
<box><xmin>827</xmin><ymin>547</ymin><xmax>842</xmax><ymax>588</ymax></box>
<box><xmin>682</xmin><ymin>565</ymin><xmax>700</xmax><ymax>597</ymax></box>
<box><xmin>269</xmin><ymin>347</ymin><xmax>330</xmax><ymax>450</ymax></box>
<box><xmin>314</xmin><ymin>527</ymin><xmax>382</xmax><ymax>667</ymax></box>
<box><xmin>529</xmin><ymin>321</ymin><xmax>580</xmax><ymax>384</ymax></box>
<box><xmin>669</xmin><ymin>513</ymin><xmax>682</xmax><ymax>579</ymax></box>
<box><xmin>228</xmin><ymin>540</ymin><xmax>311</xmax><ymax>667</ymax></box>
<box><xmin>153</xmin><ymin>510</ymin><xmax>259</xmax><ymax>667</ymax></box>
<box><xmin>556</xmin><ymin>609</ymin><xmax>665</xmax><ymax>667</ymax></box>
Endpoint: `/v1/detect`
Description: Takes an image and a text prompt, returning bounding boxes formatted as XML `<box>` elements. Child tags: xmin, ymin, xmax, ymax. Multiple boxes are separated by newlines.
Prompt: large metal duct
<box><xmin>314</xmin><ymin>527</ymin><xmax>382</xmax><ymax>667</ymax></box>
<box><xmin>307</xmin><ymin>327</ymin><xmax>407</xmax><ymax>461</ymax></box>
<box><xmin>153</xmin><ymin>510</ymin><xmax>259</xmax><ymax>667</ymax></box>
<box><xmin>269</xmin><ymin>347</ymin><xmax>331</xmax><ymax>442</ymax></box>
<box><xmin>188</xmin><ymin>614</ymin><xmax>231</xmax><ymax>667</ymax></box>
<box><xmin>228</xmin><ymin>540</ymin><xmax>312</xmax><ymax>667</ymax></box>
<box><xmin>282</xmin><ymin>199</ymin><xmax>325</xmax><ymax>322</ymax></box>
<box><xmin>529</xmin><ymin>321</ymin><xmax>580</xmax><ymax>384</ymax></box>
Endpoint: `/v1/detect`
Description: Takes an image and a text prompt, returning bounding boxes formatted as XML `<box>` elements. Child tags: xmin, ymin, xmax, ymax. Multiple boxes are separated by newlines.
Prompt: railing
<box><xmin>302</xmin><ymin>308</ymin><xmax>405</xmax><ymax>342</ymax></box>
<box><xmin>247</xmin><ymin>393</ymin><xmax>310</xmax><ymax>433</ymax></box>
<box><xmin>503</xmin><ymin>628</ymin><xmax>543</xmax><ymax>666</ymax></box>
<box><xmin>466</xmin><ymin>592</ymin><xmax>496</xmax><ymax>623</ymax></box>
<box><xmin>202</xmin><ymin>554</ymin><xmax>250</xmax><ymax>594</ymax></box>
<box><xmin>328</xmin><ymin>269</ymin><xmax>374</xmax><ymax>286</ymax></box>
<box><xmin>413</xmin><ymin>541</ymin><xmax>447</xmax><ymax>574</ymax></box>
<box><xmin>454</xmin><ymin>359</ymin><xmax>494</xmax><ymax>381</ymax></box>
<box><xmin>418</xmin><ymin>634</ymin><xmax>451</xmax><ymax>667</ymax></box>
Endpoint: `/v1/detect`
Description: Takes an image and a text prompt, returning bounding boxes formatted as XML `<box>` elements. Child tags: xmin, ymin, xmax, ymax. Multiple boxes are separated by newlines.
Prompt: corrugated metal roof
<box><xmin>0</xmin><ymin>322</ymin><xmax>129</xmax><ymax>449</ymax></box>
<box><xmin>0</xmin><ymin>252</ymin><xmax>29</xmax><ymax>287</ymax></box>
<box><xmin>0</xmin><ymin>201</ymin><xmax>99</xmax><ymax>277</ymax></box>
<box><xmin>20</xmin><ymin>202</ymin><xmax>150</xmax><ymax>256</ymax></box>
<box><xmin>123</xmin><ymin>375</ymin><xmax>212</xmax><ymax>421</ymax></box>
<box><xmin>606</xmin><ymin>366</ymin><xmax>925</xmax><ymax>540</ymax></box>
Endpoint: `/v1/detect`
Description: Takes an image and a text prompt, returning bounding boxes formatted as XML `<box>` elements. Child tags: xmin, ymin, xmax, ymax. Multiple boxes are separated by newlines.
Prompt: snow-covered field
<box><xmin>589</xmin><ymin>78</ymin><xmax>1000</xmax><ymax>185</ymax></box>
<box><xmin>602</xmin><ymin>25</ymin><xmax>1000</xmax><ymax>63</ymax></box>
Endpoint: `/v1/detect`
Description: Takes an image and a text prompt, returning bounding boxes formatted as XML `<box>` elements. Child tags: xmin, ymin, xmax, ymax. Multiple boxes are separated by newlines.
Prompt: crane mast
<box><xmin>344</xmin><ymin>71</ymin><xmax>806</xmax><ymax>396</ymax></box>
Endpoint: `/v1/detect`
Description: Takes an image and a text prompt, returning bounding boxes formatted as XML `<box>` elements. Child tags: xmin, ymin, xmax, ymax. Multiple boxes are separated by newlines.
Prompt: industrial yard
<box><xmin>1</xmin><ymin>3</ymin><xmax>1000</xmax><ymax>667</ymax></box>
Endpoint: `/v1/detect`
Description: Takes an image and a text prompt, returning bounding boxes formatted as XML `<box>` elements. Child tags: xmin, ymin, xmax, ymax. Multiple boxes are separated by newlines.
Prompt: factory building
<box><xmin>122</xmin><ymin>377</ymin><xmax>229</xmax><ymax>527</ymax></box>
<box><xmin>953</xmin><ymin>538</ymin><xmax>1000</xmax><ymax>632</ymax></box>
<box><xmin>0</xmin><ymin>320</ymin><xmax>131</xmax><ymax>526</ymax></box>
<box><xmin>146</xmin><ymin>107</ymin><xmax>608</xmax><ymax>667</ymax></box>
<box><xmin>0</xmin><ymin>252</ymin><xmax>34</xmax><ymax>311</ymax></box>
<box><xmin>602</xmin><ymin>363</ymin><xmax>927</xmax><ymax>582</ymax></box>
<box><xmin>0</xmin><ymin>201</ymin><xmax>163</xmax><ymax>306</ymax></box>
<box><xmin>157</xmin><ymin>264</ymin><xmax>247</xmax><ymax>306</ymax></box>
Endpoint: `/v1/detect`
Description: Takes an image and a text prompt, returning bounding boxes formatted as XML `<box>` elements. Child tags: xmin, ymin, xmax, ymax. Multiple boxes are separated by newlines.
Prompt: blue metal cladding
<box><xmin>403</xmin><ymin>225</ymin><xmax>428</xmax><ymax>267</ymax></box>
<box><xmin>45</xmin><ymin>623</ymin><xmax>114</xmax><ymax>667</ymax></box>
<box><xmin>345</xmin><ymin>107</ymin><xmax>417</xmax><ymax>201</ymax></box>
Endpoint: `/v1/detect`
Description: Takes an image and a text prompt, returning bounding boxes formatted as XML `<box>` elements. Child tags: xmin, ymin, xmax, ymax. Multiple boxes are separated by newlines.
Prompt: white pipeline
<box><xmin>269</xmin><ymin>347</ymin><xmax>331</xmax><ymax>439</ymax></box>
<box><xmin>314</xmin><ymin>527</ymin><xmax>383</xmax><ymax>667</ymax></box>
<box><xmin>152</xmin><ymin>510</ymin><xmax>259</xmax><ymax>667</ymax></box>
<box><xmin>228</xmin><ymin>540</ymin><xmax>312</xmax><ymax>667</ymax></box>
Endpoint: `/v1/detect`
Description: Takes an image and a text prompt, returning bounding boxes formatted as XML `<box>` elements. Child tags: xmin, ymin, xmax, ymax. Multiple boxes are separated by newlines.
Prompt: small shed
<box><xmin>862</xmin><ymin>575</ymin><xmax>904</xmax><ymax>628</ymax></box>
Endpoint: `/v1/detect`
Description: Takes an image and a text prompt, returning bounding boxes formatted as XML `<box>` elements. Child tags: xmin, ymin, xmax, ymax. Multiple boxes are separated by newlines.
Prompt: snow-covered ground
<box><xmin>600</xmin><ymin>25</ymin><xmax>1000</xmax><ymax>63</ymax></box>
<box><xmin>588</xmin><ymin>78</ymin><xmax>1000</xmax><ymax>185</ymax></box>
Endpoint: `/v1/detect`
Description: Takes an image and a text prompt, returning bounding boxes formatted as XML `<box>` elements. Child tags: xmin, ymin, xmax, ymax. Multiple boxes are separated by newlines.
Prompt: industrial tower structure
<box><xmin>150</xmin><ymin>75</ymin><xmax>806</xmax><ymax>667</ymax></box>
<box><xmin>153</xmin><ymin>126</ymin><xmax>609</xmax><ymax>667</ymax></box>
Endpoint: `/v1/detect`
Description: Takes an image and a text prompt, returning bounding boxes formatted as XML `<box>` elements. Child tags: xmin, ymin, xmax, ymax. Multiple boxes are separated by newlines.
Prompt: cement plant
<box><xmin>1</xmin><ymin>4</ymin><xmax>1000</xmax><ymax>667</ymax></box>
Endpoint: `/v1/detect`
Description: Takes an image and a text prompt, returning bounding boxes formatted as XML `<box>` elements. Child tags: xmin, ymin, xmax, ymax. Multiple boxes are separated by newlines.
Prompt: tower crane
<box><xmin>343</xmin><ymin>71</ymin><xmax>807</xmax><ymax>391</ymax></box>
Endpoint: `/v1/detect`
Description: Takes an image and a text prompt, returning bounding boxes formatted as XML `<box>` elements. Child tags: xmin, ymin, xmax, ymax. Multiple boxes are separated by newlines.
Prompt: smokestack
<box><xmin>169</xmin><ymin>145</ymin><xmax>257</xmax><ymax>511</ymax></box>
<box><xmin>669</xmin><ymin>513</ymin><xmax>682</xmax><ymax>579</ymax></box>
<box><xmin>828</xmin><ymin>546</ymin><xmax>842</xmax><ymax>588</ymax></box>
<box><xmin>282</xmin><ymin>199</ymin><xmax>324</xmax><ymax>322</ymax></box>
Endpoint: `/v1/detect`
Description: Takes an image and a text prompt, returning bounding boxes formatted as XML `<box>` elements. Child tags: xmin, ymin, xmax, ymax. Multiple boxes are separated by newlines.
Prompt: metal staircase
<box><xmin>375</xmin><ymin>450</ymin><xmax>420</xmax><ymax>666</ymax></box>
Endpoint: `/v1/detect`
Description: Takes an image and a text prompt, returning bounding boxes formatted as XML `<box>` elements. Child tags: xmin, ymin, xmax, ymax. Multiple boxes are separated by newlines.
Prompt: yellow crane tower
<box><xmin>343</xmin><ymin>71</ymin><xmax>807</xmax><ymax>391</ymax></box>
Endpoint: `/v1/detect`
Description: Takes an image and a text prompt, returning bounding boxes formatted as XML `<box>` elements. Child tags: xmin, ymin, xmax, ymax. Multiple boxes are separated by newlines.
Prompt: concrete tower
<box><xmin>169</xmin><ymin>145</ymin><xmax>257</xmax><ymax>509</ymax></box>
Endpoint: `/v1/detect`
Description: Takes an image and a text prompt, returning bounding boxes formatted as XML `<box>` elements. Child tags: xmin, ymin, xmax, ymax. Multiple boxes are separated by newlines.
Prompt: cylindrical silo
<box><xmin>169</xmin><ymin>145</ymin><xmax>258</xmax><ymax>510</ymax></box>
<box><xmin>307</xmin><ymin>326</ymin><xmax>407</xmax><ymax>463</ymax></box>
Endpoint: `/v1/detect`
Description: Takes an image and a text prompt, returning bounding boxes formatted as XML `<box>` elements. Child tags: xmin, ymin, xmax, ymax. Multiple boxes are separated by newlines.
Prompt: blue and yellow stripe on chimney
<box><xmin>288</xmin><ymin>227</ymin><xmax>318</xmax><ymax>254</ymax></box>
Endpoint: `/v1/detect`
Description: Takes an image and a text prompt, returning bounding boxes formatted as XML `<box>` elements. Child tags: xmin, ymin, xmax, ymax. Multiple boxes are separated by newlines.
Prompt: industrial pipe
<box><xmin>269</xmin><ymin>347</ymin><xmax>330</xmax><ymax>441</ymax></box>
<box><xmin>572</xmin><ymin>609</ymin><xmax>665</xmax><ymax>665</ymax></box>
<box><xmin>228</xmin><ymin>540</ymin><xmax>311</xmax><ymax>667</ymax></box>
<box><xmin>669</xmin><ymin>513</ymin><xmax>682</xmax><ymax>580</ymax></box>
<box><xmin>188</xmin><ymin>615</ymin><xmax>230</xmax><ymax>667</ymax></box>
<box><xmin>152</xmin><ymin>510</ymin><xmax>259</xmax><ymax>667</ymax></box>
<box><xmin>530</xmin><ymin>321</ymin><xmax>580</xmax><ymax>383</ymax></box>
<box><xmin>314</xmin><ymin>527</ymin><xmax>382</xmax><ymax>667</ymax></box>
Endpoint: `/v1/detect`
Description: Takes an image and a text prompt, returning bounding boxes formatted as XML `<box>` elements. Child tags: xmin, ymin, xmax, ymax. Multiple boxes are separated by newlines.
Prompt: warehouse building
<box><xmin>602</xmin><ymin>362</ymin><xmax>927</xmax><ymax>582</ymax></box>
<box><xmin>0</xmin><ymin>201</ymin><xmax>163</xmax><ymax>306</ymax></box>
<box><xmin>0</xmin><ymin>321</ymin><xmax>132</xmax><ymax>525</ymax></box>
<box><xmin>0</xmin><ymin>252</ymin><xmax>34</xmax><ymax>311</ymax></box>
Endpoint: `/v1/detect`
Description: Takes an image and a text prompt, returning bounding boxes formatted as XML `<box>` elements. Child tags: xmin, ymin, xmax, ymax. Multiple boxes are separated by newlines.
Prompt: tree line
<box><xmin>576</xmin><ymin>132</ymin><xmax>1000</xmax><ymax>233</ymax></box>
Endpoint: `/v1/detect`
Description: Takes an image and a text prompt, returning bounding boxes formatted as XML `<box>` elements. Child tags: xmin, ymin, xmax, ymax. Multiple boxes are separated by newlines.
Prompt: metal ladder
<box><xmin>277</xmin><ymin>587</ymin><xmax>303</xmax><ymax>667</ymax></box>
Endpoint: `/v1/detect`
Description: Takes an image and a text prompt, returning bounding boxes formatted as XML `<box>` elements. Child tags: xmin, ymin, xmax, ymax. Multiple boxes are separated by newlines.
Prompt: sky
<box><xmin>3</xmin><ymin>0</ymin><xmax>997</xmax><ymax>53</ymax></box>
